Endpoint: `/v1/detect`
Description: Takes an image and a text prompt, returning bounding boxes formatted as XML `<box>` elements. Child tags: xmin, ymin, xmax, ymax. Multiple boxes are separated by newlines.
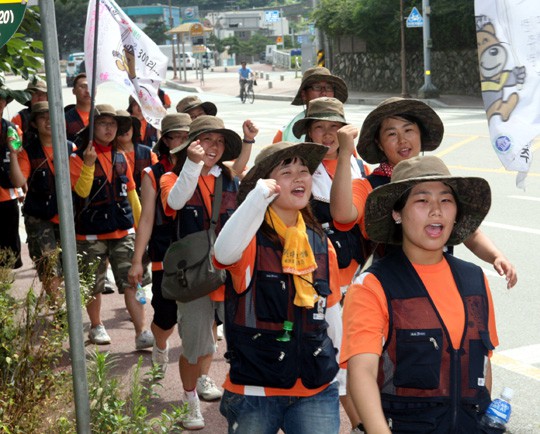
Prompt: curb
<box><xmin>164</xmin><ymin>79</ymin><xmax>483</xmax><ymax>109</ymax></box>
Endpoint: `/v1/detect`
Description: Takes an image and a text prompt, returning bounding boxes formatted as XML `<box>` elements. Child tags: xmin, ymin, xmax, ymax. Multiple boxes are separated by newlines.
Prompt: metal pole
<box><xmin>38</xmin><ymin>1</ymin><xmax>91</xmax><ymax>433</ymax></box>
<box><xmin>168</xmin><ymin>0</ymin><xmax>178</xmax><ymax>79</ymax></box>
<box><xmin>400</xmin><ymin>0</ymin><xmax>410</xmax><ymax>98</ymax></box>
<box><xmin>418</xmin><ymin>0</ymin><xmax>439</xmax><ymax>98</ymax></box>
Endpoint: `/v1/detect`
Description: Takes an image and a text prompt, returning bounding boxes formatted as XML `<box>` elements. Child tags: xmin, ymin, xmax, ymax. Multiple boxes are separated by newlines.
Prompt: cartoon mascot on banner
<box><xmin>476</xmin><ymin>16</ymin><xmax>526</xmax><ymax>123</ymax></box>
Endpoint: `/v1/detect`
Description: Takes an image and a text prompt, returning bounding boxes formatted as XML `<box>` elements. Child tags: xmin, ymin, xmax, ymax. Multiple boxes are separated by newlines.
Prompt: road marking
<box><xmin>491</xmin><ymin>352</ymin><xmax>540</xmax><ymax>381</ymax></box>
<box><xmin>508</xmin><ymin>195</ymin><xmax>540</xmax><ymax>202</ymax></box>
<box><xmin>482</xmin><ymin>221</ymin><xmax>540</xmax><ymax>236</ymax></box>
<box><xmin>435</xmin><ymin>136</ymin><xmax>480</xmax><ymax>157</ymax></box>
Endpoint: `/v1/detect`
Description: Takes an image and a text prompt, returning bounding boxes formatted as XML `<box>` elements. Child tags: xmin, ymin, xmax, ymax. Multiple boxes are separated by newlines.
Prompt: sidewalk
<box><xmin>165</xmin><ymin>63</ymin><xmax>484</xmax><ymax>109</ymax></box>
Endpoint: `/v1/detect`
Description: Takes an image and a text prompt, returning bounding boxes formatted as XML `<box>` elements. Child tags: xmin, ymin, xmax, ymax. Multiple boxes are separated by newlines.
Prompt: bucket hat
<box><xmin>30</xmin><ymin>101</ymin><xmax>49</xmax><ymax>121</ymax></box>
<box><xmin>26</xmin><ymin>79</ymin><xmax>48</xmax><ymax>94</ymax></box>
<box><xmin>77</xmin><ymin>104</ymin><xmax>130</xmax><ymax>139</ymax></box>
<box><xmin>171</xmin><ymin>115</ymin><xmax>241</xmax><ymax>163</ymax></box>
<box><xmin>364</xmin><ymin>155</ymin><xmax>491</xmax><ymax>246</ymax></box>
<box><xmin>291</xmin><ymin>67</ymin><xmax>348</xmax><ymax>106</ymax></box>
<box><xmin>115</xmin><ymin>109</ymin><xmax>142</xmax><ymax>141</ymax></box>
<box><xmin>237</xmin><ymin>141</ymin><xmax>328</xmax><ymax>205</ymax></box>
<box><xmin>292</xmin><ymin>97</ymin><xmax>348</xmax><ymax>138</ymax></box>
<box><xmin>154</xmin><ymin>113</ymin><xmax>192</xmax><ymax>156</ymax></box>
<box><xmin>357</xmin><ymin>97</ymin><xmax>444</xmax><ymax>164</ymax></box>
<box><xmin>176</xmin><ymin>95</ymin><xmax>217</xmax><ymax>116</ymax></box>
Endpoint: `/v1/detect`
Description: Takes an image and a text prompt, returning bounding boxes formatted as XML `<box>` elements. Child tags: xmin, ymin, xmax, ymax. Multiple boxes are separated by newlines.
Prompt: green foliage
<box><xmin>313</xmin><ymin>0</ymin><xmax>475</xmax><ymax>53</ymax></box>
<box><xmin>54</xmin><ymin>0</ymin><xmax>88</xmax><ymax>59</ymax></box>
<box><xmin>0</xmin><ymin>250</ymin><xmax>70</xmax><ymax>433</ymax></box>
<box><xmin>223</xmin><ymin>33</ymin><xmax>273</xmax><ymax>58</ymax></box>
<box><xmin>0</xmin><ymin>6</ymin><xmax>44</xmax><ymax>79</ymax></box>
<box><xmin>144</xmin><ymin>20</ymin><xmax>169</xmax><ymax>46</ymax></box>
<box><xmin>56</xmin><ymin>351</ymin><xmax>186</xmax><ymax>433</ymax></box>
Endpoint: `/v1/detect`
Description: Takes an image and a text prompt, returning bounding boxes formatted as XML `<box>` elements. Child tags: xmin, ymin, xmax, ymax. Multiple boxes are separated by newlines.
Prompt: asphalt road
<box><xmin>5</xmin><ymin>71</ymin><xmax>539</xmax><ymax>433</ymax></box>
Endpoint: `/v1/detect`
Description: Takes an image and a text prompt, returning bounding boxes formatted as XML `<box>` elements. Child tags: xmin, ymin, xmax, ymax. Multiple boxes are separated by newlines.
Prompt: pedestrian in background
<box><xmin>128</xmin><ymin>113</ymin><xmax>192</xmax><ymax>375</ymax></box>
<box><xmin>214</xmin><ymin>141</ymin><xmax>342</xmax><ymax>434</ymax></box>
<box><xmin>70</xmin><ymin>104</ymin><xmax>153</xmax><ymax>348</ymax></box>
<box><xmin>341</xmin><ymin>156</ymin><xmax>499</xmax><ymax>433</ymax></box>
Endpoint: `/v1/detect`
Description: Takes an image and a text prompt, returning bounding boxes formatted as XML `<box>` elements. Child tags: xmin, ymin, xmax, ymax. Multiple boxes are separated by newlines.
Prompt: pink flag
<box><xmin>84</xmin><ymin>0</ymin><xmax>168</xmax><ymax>130</ymax></box>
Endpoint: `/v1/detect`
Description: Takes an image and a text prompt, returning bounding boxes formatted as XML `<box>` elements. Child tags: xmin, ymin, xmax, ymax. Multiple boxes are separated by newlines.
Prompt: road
<box><xmin>5</xmin><ymin>73</ymin><xmax>539</xmax><ymax>433</ymax></box>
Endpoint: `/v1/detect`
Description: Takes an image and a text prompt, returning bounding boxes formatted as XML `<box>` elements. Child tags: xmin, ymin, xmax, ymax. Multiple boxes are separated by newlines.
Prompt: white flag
<box><xmin>475</xmin><ymin>0</ymin><xmax>540</xmax><ymax>189</ymax></box>
<box><xmin>84</xmin><ymin>0</ymin><xmax>168</xmax><ymax>129</ymax></box>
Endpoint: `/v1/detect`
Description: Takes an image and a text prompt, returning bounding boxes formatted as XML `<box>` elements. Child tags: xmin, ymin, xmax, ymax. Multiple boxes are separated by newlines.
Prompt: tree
<box><xmin>0</xmin><ymin>6</ymin><xmax>43</xmax><ymax>79</ymax></box>
<box><xmin>54</xmin><ymin>0</ymin><xmax>88</xmax><ymax>59</ymax></box>
<box><xmin>144</xmin><ymin>19</ymin><xmax>169</xmax><ymax>45</ymax></box>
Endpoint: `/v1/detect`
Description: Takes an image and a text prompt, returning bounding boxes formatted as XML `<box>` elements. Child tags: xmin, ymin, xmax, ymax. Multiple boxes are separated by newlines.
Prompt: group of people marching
<box><xmin>0</xmin><ymin>67</ymin><xmax>517</xmax><ymax>434</ymax></box>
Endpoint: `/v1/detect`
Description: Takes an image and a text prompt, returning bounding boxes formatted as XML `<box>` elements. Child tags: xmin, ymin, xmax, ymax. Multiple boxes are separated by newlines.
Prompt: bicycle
<box><xmin>240</xmin><ymin>78</ymin><xmax>255</xmax><ymax>104</ymax></box>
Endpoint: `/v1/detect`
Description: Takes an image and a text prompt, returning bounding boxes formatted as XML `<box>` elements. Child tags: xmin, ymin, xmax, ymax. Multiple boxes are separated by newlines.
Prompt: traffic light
<box><xmin>317</xmin><ymin>49</ymin><xmax>325</xmax><ymax>67</ymax></box>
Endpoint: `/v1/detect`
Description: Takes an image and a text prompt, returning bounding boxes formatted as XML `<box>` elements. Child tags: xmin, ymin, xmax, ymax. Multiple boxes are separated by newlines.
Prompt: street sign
<box><xmin>406</xmin><ymin>7</ymin><xmax>424</xmax><ymax>28</ymax></box>
<box><xmin>0</xmin><ymin>0</ymin><xmax>27</xmax><ymax>49</ymax></box>
<box><xmin>192</xmin><ymin>45</ymin><xmax>206</xmax><ymax>54</ymax></box>
<box><xmin>190</xmin><ymin>23</ymin><xmax>204</xmax><ymax>37</ymax></box>
<box><xmin>265</xmin><ymin>10</ymin><xmax>280</xmax><ymax>23</ymax></box>
<box><xmin>276</xmin><ymin>36</ymin><xmax>283</xmax><ymax>44</ymax></box>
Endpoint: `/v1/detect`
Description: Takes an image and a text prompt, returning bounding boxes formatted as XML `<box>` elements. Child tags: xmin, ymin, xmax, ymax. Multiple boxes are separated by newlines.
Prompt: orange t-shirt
<box><xmin>123</xmin><ymin>148</ymin><xmax>159</xmax><ymax>177</ymax></box>
<box><xmin>340</xmin><ymin>257</ymin><xmax>499</xmax><ymax>367</ymax></box>
<box><xmin>321</xmin><ymin>158</ymin><xmax>371</xmax><ymax>287</ymax></box>
<box><xmin>70</xmin><ymin>150</ymin><xmax>136</xmax><ymax>240</ymax></box>
<box><xmin>214</xmin><ymin>235</ymin><xmax>342</xmax><ymax>397</ymax></box>
<box><xmin>77</xmin><ymin>108</ymin><xmax>90</xmax><ymax>126</ymax></box>
<box><xmin>160</xmin><ymin>171</ymin><xmax>224</xmax><ymax>301</ymax></box>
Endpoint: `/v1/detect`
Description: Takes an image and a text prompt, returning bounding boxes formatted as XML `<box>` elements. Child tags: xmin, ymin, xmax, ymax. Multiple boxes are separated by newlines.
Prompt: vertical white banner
<box><xmin>475</xmin><ymin>0</ymin><xmax>540</xmax><ymax>189</ymax></box>
<box><xmin>84</xmin><ymin>0</ymin><xmax>168</xmax><ymax>129</ymax></box>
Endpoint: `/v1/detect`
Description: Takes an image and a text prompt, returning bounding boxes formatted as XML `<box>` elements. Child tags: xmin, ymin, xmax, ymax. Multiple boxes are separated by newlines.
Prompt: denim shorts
<box><xmin>219</xmin><ymin>382</ymin><xmax>340</xmax><ymax>434</ymax></box>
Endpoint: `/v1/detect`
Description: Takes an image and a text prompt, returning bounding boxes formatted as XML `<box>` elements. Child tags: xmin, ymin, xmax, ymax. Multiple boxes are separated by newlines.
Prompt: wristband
<box><xmin>242</xmin><ymin>138</ymin><xmax>255</xmax><ymax>144</ymax></box>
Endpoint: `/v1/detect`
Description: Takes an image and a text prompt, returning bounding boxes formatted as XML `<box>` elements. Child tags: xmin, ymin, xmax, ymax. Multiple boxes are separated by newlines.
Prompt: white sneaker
<box><xmin>88</xmin><ymin>325</ymin><xmax>111</xmax><ymax>345</ymax></box>
<box><xmin>135</xmin><ymin>330</ymin><xmax>154</xmax><ymax>350</ymax></box>
<box><xmin>196</xmin><ymin>374</ymin><xmax>222</xmax><ymax>401</ymax></box>
<box><xmin>152</xmin><ymin>342</ymin><xmax>169</xmax><ymax>376</ymax></box>
<box><xmin>182</xmin><ymin>393</ymin><xmax>205</xmax><ymax>430</ymax></box>
<box><xmin>217</xmin><ymin>324</ymin><xmax>224</xmax><ymax>340</ymax></box>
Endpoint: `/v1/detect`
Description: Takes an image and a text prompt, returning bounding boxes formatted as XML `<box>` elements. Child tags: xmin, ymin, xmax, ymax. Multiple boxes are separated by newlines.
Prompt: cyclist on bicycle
<box><xmin>238</xmin><ymin>62</ymin><xmax>254</xmax><ymax>98</ymax></box>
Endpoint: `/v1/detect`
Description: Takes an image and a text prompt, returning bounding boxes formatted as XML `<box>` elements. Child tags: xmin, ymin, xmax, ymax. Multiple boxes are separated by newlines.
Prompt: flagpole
<box><xmin>88</xmin><ymin>0</ymin><xmax>101</xmax><ymax>145</ymax></box>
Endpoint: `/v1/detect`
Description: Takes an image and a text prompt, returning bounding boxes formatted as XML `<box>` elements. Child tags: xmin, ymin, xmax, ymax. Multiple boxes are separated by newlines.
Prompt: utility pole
<box><xmin>400</xmin><ymin>0</ymin><xmax>410</xmax><ymax>98</ymax></box>
<box><xmin>418</xmin><ymin>0</ymin><xmax>439</xmax><ymax>98</ymax></box>
<box><xmin>168</xmin><ymin>0</ymin><xmax>178</xmax><ymax>79</ymax></box>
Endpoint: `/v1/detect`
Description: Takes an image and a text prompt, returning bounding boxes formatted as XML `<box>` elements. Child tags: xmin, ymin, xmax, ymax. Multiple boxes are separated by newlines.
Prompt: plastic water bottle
<box><xmin>276</xmin><ymin>320</ymin><xmax>293</xmax><ymax>342</ymax></box>
<box><xmin>7</xmin><ymin>126</ymin><xmax>22</xmax><ymax>151</ymax></box>
<box><xmin>135</xmin><ymin>284</ymin><xmax>147</xmax><ymax>305</ymax></box>
<box><xmin>480</xmin><ymin>387</ymin><xmax>513</xmax><ymax>431</ymax></box>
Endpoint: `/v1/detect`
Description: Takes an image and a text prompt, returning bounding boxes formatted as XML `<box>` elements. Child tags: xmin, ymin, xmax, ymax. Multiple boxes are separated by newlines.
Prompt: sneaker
<box><xmin>196</xmin><ymin>374</ymin><xmax>222</xmax><ymax>401</ymax></box>
<box><xmin>182</xmin><ymin>393</ymin><xmax>205</xmax><ymax>430</ymax></box>
<box><xmin>135</xmin><ymin>330</ymin><xmax>154</xmax><ymax>350</ymax></box>
<box><xmin>88</xmin><ymin>325</ymin><xmax>111</xmax><ymax>345</ymax></box>
<box><xmin>217</xmin><ymin>324</ymin><xmax>224</xmax><ymax>341</ymax></box>
<box><xmin>152</xmin><ymin>342</ymin><xmax>169</xmax><ymax>376</ymax></box>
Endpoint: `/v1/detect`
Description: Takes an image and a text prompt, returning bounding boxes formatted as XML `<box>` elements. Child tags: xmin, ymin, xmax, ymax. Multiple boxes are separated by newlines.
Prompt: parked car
<box><xmin>177</xmin><ymin>52</ymin><xmax>196</xmax><ymax>70</ymax></box>
<box><xmin>66</xmin><ymin>52</ymin><xmax>85</xmax><ymax>87</ymax></box>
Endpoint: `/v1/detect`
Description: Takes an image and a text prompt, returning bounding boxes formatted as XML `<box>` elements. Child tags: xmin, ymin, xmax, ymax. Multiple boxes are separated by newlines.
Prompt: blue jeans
<box><xmin>219</xmin><ymin>382</ymin><xmax>339</xmax><ymax>434</ymax></box>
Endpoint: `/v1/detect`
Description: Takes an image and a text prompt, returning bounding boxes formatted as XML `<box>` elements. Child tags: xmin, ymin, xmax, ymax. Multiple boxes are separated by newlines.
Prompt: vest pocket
<box><xmin>468</xmin><ymin>330</ymin><xmax>494</xmax><ymax>389</ymax></box>
<box><xmin>394</xmin><ymin>328</ymin><xmax>442</xmax><ymax>389</ymax></box>
<box><xmin>226</xmin><ymin>326</ymin><xmax>297</xmax><ymax>389</ymax></box>
<box><xmin>300</xmin><ymin>332</ymin><xmax>339</xmax><ymax>389</ymax></box>
<box><xmin>255</xmin><ymin>272</ymin><xmax>289</xmax><ymax>322</ymax></box>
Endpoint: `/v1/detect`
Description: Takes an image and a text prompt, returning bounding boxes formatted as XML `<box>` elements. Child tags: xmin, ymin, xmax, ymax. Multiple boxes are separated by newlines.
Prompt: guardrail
<box><xmin>272</xmin><ymin>50</ymin><xmax>291</xmax><ymax>70</ymax></box>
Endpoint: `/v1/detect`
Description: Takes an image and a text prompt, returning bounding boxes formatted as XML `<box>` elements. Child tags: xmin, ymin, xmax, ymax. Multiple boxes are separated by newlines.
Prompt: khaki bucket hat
<box><xmin>171</xmin><ymin>115</ymin><xmax>241</xmax><ymax>163</ymax></box>
<box><xmin>364</xmin><ymin>155</ymin><xmax>491</xmax><ymax>246</ymax></box>
<box><xmin>237</xmin><ymin>141</ymin><xmax>328</xmax><ymax>205</ymax></box>
<box><xmin>292</xmin><ymin>97</ymin><xmax>348</xmax><ymax>138</ymax></box>
<box><xmin>176</xmin><ymin>95</ymin><xmax>217</xmax><ymax>116</ymax></box>
<box><xmin>154</xmin><ymin>113</ymin><xmax>192</xmax><ymax>155</ymax></box>
<box><xmin>291</xmin><ymin>67</ymin><xmax>348</xmax><ymax>106</ymax></box>
<box><xmin>30</xmin><ymin>101</ymin><xmax>49</xmax><ymax>121</ymax></box>
<box><xmin>357</xmin><ymin>97</ymin><xmax>444</xmax><ymax>164</ymax></box>
<box><xmin>26</xmin><ymin>79</ymin><xmax>48</xmax><ymax>94</ymax></box>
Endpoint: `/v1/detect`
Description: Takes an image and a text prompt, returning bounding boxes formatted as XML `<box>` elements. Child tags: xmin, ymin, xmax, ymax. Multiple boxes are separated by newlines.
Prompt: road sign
<box><xmin>265</xmin><ymin>10</ymin><xmax>280</xmax><ymax>23</ymax></box>
<box><xmin>406</xmin><ymin>7</ymin><xmax>424</xmax><ymax>28</ymax></box>
<box><xmin>276</xmin><ymin>36</ymin><xmax>283</xmax><ymax>44</ymax></box>
<box><xmin>0</xmin><ymin>0</ymin><xmax>27</xmax><ymax>49</ymax></box>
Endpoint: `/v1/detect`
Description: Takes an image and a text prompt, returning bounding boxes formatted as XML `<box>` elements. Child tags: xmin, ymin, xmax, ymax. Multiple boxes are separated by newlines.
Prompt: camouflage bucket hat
<box><xmin>357</xmin><ymin>97</ymin><xmax>444</xmax><ymax>164</ymax></box>
<box><xmin>364</xmin><ymin>155</ymin><xmax>491</xmax><ymax>246</ymax></box>
<box><xmin>292</xmin><ymin>97</ymin><xmax>349</xmax><ymax>138</ymax></box>
<box><xmin>176</xmin><ymin>95</ymin><xmax>217</xmax><ymax>116</ymax></box>
<box><xmin>237</xmin><ymin>141</ymin><xmax>328</xmax><ymax>205</ymax></box>
<box><xmin>291</xmin><ymin>66</ymin><xmax>348</xmax><ymax>106</ymax></box>
<box><xmin>171</xmin><ymin>115</ymin><xmax>241</xmax><ymax>162</ymax></box>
